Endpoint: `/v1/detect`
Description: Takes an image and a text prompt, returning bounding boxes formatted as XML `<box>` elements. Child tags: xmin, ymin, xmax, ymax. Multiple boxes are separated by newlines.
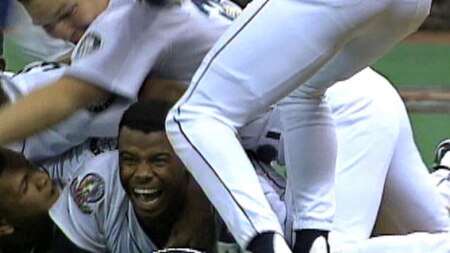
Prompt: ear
<box><xmin>0</xmin><ymin>220</ymin><xmax>14</xmax><ymax>236</ymax></box>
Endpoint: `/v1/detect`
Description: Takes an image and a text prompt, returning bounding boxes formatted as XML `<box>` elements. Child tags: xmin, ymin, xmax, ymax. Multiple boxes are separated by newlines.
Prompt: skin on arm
<box><xmin>138</xmin><ymin>78</ymin><xmax>187</xmax><ymax>103</ymax></box>
<box><xmin>0</xmin><ymin>76</ymin><xmax>106</xmax><ymax>145</ymax></box>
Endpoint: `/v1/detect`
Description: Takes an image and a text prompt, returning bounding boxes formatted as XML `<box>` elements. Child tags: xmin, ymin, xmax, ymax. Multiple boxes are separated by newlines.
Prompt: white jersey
<box><xmin>38</xmin><ymin>137</ymin><xmax>117</xmax><ymax>189</ymax></box>
<box><xmin>49</xmin><ymin>151</ymin><xmax>156</xmax><ymax>253</ymax></box>
<box><xmin>64</xmin><ymin>0</ymin><xmax>231</xmax><ymax>99</ymax></box>
<box><xmin>1</xmin><ymin>62</ymin><xmax>130</xmax><ymax>161</ymax></box>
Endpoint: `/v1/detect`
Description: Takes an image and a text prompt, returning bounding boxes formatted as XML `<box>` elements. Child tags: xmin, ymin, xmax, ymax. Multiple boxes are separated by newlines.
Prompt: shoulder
<box><xmin>67</xmin><ymin>151</ymin><xmax>119</xmax><ymax>214</ymax></box>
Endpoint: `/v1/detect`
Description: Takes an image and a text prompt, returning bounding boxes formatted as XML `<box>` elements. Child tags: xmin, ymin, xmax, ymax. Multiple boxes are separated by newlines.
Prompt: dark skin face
<box><xmin>118</xmin><ymin>127</ymin><xmax>189</xmax><ymax>245</ymax></box>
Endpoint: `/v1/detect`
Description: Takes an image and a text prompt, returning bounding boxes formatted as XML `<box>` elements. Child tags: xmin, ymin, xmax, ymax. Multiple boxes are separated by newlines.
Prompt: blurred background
<box><xmin>373</xmin><ymin>0</ymin><xmax>450</xmax><ymax>166</ymax></box>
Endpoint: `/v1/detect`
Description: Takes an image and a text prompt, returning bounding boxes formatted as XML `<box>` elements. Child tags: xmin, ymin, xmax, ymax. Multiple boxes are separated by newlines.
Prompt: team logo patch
<box><xmin>73</xmin><ymin>33</ymin><xmax>102</xmax><ymax>60</ymax></box>
<box><xmin>70</xmin><ymin>173</ymin><xmax>105</xmax><ymax>214</ymax></box>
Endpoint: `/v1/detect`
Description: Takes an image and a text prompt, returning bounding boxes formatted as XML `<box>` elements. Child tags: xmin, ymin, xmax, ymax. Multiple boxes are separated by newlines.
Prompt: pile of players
<box><xmin>1</xmin><ymin>0</ymin><xmax>450</xmax><ymax>252</ymax></box>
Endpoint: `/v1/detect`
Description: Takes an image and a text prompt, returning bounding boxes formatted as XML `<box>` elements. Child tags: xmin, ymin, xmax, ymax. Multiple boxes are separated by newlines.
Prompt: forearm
<box><xmin>0</xmin><ymin>76</ymin><xmax>106</xmax><ymax>145</ymax></box>
<box><xmin>138</xmin><ymin>78</ymin><xmax>187</xmax><ymax>103</ymax></box>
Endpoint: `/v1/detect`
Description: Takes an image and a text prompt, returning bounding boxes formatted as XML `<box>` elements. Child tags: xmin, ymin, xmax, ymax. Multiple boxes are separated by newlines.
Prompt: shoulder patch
<box><xmin>70</xmin><ymin>173</ymin><xmax>105</xmax><ymax>214</ymax></box>
<box><xmin>73</xmin><ymin>33</ymin><xmax>102</xmax><ymax>60</ymax></box>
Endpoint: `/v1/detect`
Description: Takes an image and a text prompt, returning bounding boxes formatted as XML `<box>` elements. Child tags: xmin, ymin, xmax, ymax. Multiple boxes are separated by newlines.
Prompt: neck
<box><xmin>139</xmin><ymin>200</ymin><xmax>185</xmax><ymax>247</ymax></box>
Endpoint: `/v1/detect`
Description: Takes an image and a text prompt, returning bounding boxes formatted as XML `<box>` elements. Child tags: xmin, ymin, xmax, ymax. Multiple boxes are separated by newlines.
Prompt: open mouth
<box><xmin>133</xmin><ymin>188</ymin><xmax>163</xmax><ymax>207</ymax></box>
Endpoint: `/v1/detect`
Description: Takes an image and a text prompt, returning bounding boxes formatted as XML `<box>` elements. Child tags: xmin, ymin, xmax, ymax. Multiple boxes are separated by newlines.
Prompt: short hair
<box><xmin>118</xmin><ymin>100</ymin><xmax>174</xmax><ymax>135</ymax></box>
<box><xmin>0</xmin><ymin>148</ymin><xmax>28</xmax><ymax>214</ymax></box>
<box><xmin>0</xmin><ymin>147</ymin><xmax>26</xmax><ymax>176</ymax></box>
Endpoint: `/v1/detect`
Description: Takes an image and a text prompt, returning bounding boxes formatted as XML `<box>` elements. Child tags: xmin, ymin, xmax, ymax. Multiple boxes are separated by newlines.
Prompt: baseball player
<box><xmin>0</xmin><ymin>61</ymin><xmax>130</xmax><ymax>161</ymax></box>
<box><xmin>0</xmin><ymin>100</ymin><xmax>214</xmax><ymax>252</ymax></box>
<box><xmin>49</xmin><ymin>100</ymin><xmax>219</xmax><ymax>252</ymax></box>
<box><xmin>163</xmin><ymin>0</ymin><xmax>433</xmax><ymax>251</ymax></box>
<box><xmin>240</xmin><ymin>67</ymin><xmax>450</xmax><ymax>253</ymax></box>
<box><xmin>2</xmin><ymin>0</ymin><xmax>73</xmax><ymax>71</ymax></box>
<box><xmin>0</xmin><ymin>0</ymin><xmax>235</xmax><ymax>145</ymax></box>
<box><xmin>0</xmin><ymin>0</ymin><xmax>433</xmax><ymax>251</ymax></box>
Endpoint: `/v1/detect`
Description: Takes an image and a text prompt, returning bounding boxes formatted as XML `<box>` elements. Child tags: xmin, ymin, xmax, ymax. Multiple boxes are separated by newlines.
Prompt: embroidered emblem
<box><xmin>73</xmin><ymin>33</ymin><xmax>102</xmax><ymax>60</ymax></box>
<box><xmin>70</xmin><ymin>173</ymin><xmax>105</xmax><ymax>214</ymax></box>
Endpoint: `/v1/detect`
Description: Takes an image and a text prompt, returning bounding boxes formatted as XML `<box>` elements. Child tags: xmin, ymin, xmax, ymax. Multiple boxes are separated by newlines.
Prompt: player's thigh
<box><xmin>375</xmin><ymin>107</ymin><xmax>450</xmax><ymax>234</ymax></box>
<box><xmin>177</xmin><ymin>0</ymin><xmax>403</xmax><ymax>125</ymax></box>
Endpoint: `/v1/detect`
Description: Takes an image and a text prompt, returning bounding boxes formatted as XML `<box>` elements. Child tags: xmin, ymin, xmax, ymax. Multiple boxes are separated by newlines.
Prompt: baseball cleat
<box><xmin>433</xmin><ymin>139</ymin><xmax>450</xmax><ymax>171</ymax></box>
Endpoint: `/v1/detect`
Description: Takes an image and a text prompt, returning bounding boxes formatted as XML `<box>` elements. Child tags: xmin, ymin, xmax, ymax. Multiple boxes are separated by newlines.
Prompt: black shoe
<box><xmin>293</xmin><ymin>230</ymin><xmax>329</xmax><ymax>253</ymax></box>
<box><xmin>247</xmin><ymin>232</ymin><xmax>292</xmax><ymax>253</ymax></box>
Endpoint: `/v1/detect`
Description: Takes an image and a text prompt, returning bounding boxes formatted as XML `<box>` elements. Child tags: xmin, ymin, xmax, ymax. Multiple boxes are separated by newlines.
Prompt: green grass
<box><xmin>373</xmin><ymin>43</ymin><xmax>450</xmax><ymax>167</ymax></box>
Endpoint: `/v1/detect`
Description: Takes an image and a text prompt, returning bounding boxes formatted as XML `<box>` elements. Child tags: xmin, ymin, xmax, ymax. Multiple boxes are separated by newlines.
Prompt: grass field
<box><xmin>373</xmin><ymin>36</ymin><xmax>450</xmax><ymax>167</ymax></box>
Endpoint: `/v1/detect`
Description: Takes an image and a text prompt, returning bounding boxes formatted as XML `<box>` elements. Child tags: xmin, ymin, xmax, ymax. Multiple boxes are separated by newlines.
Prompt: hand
<box><xmin>165</xmin><ymin>176</ymin><xmax>217</xmax><ymax>252</ymax></box>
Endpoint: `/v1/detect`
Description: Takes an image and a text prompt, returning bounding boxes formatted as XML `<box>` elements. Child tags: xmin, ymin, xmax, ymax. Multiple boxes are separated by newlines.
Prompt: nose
<box><xmin>134</xmin><ymin>162</ymin><xmax>154</xmax><ymax>181</ymax></box>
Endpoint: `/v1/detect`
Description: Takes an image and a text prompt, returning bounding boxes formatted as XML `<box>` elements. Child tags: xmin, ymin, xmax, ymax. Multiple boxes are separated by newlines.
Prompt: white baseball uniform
<box><xmin>0</xmin><ymin>62</ymin><xmax>130</xmax><ymax>161</ymax></box>
<box><xmin>49</xmin><ymin>151</ymin><xmax>157</xmax><ymax>253</ymax></box>
<box><xmin>166</xmin><ymin>0</ymin><xmax>432</xmax><ymax>247</ymax></box>
<box><xmin>239</xmin><ymin>67</ymin><xmax>450</xmax><ymax>252</ymax></box>
<box><xmin>64</xmin><ymin>0</ymin><xmax>232</xmax><ymax>98</ymax></box>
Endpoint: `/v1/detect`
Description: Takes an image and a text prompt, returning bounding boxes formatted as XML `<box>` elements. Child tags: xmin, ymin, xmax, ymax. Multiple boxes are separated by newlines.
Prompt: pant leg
<box><xmin>374</xmin><ymin>101</ymin><xmax>450</xmax><ymax>235</ymax></box>
<box><xmin>166</xmin><ymin>0</ymin><xmax>430</xmax><ymax>247</ymax></box>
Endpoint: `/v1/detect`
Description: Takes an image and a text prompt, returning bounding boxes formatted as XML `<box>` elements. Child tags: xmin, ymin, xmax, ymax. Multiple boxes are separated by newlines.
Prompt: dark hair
<box><xmin>118</xmin><ymin>100</ymin><xmax>174</xmax><ymax>136</ymax></box>
<box><xmin>0</xmin><ymin>148</ymin><xmax>26</xmax><ymax>176</ymax></box>
<box><xmin>0</xmin><ymin>148</ymin><xmax>28</xmax><ymax>216</ymax></box>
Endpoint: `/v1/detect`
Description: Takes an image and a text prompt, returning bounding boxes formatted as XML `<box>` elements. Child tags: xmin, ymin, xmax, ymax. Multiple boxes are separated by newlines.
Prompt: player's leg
<box><xmin>374</xmin><ymin>93</ymin><xmax>450</xmax><ymax>235</ymax></box>
<box><xmin>277</xmin><ymin>2</ymin><xmax>429</xmax><ymax>250</ymax></box>
<box><xmin>166</xmin><ymin>0</ymin><xmax>429</xmax><ymax>252</ymax></box>
<box><xmin>315</xmin><ymin>69</ymin><xmax>398</xmax><ymax>251</ymax></box>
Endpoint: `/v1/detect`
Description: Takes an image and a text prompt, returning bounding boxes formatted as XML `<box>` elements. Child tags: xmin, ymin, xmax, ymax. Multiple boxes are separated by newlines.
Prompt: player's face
<box><xmin>119</xmin><ymin>127</ymin><xmax>188</xmax><ymax>220</ymax></box>
<box><xmin>0</xmin><ymin>156</ymin><xmax>59</xmax><ymax>225</ymax></box>
<box><xmin>22</xmin><ymin>0</ymin><xmax>106</xmax><ymax>43</ymax></box>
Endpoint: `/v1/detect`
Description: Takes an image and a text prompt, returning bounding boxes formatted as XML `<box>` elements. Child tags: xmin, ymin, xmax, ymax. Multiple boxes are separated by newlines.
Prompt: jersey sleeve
<box><xmin>64</xmin><ymin>0</ymin><xmax>163</xmax><ymax>99</ymax></box>
<box><xmin>48</xmin><ymin>153</ymin><xmax>117</xmax><ymax>252</ymax></box>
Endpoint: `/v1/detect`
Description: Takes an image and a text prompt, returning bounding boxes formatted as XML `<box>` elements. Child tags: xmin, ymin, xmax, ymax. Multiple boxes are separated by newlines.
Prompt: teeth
<box><xmin>134</xmin><ymin>188</ymin><xmax>158</xmax><ymax>194</ymax></box>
